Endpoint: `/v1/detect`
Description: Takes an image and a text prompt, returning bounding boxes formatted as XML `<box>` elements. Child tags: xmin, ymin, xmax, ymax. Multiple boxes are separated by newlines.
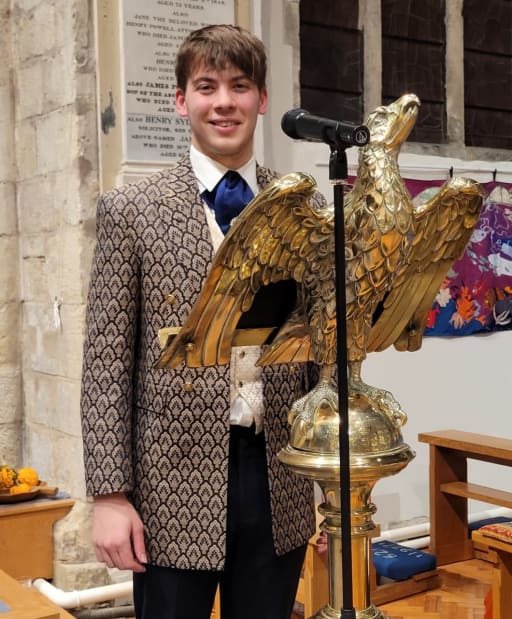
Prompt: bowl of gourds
<box><xmin>0</xmin><ymin>465</ymin><xmax>58</xmax><ymax>503</ymax></box>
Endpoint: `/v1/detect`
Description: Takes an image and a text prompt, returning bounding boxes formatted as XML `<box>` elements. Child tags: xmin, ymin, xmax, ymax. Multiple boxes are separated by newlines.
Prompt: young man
<box><xmin>81</xmin><ymin>25</ymin><xmax>317</xmax><ymax>619</ymax></box>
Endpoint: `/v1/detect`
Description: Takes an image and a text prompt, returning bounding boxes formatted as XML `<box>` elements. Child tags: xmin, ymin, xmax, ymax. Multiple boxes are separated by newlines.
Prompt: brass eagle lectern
<box><xmin>156</xmin><ymin>94</ymin><xmax>484</xmax><ymax>619</ymax></box>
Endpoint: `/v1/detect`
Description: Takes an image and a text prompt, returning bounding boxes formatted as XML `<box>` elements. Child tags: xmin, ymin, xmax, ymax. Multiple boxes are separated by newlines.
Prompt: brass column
<box><xmin>279</xmin><ymin>373</ymin><xmax>415</xmax><ymax>619</ymax></box>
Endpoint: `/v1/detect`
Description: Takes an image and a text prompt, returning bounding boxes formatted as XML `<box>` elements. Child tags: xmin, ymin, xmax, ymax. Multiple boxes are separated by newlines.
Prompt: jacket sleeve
<box><xmin>80</xmin><ymin>189</ymin><xmax>141</xmax><ymax>496</ymax></box>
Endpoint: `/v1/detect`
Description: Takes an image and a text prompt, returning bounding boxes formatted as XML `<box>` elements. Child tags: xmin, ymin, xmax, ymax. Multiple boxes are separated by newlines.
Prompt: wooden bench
<box><xmin>294</xmin><ymin>540</ymin><xmax>329</xmax><ymax>617</ymax></box>
<box><xmin>471</xmin><ymin>530</ymin><xmax>512</xmax><ymax>619</ymax></box>
<box><xmin>418</xmin><ymin>430</ymin><xmax>512</xmax><ymax>566</ymax></box>
<box><xmin>295</xmin><ymin>538</ymin><xmax>439</xmax><ymax>613</ymax></box>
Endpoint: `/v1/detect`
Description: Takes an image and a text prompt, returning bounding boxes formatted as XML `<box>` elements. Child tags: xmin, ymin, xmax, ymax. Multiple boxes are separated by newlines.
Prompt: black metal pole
<box><xmin>329</xmin><ymin>147</ymin><xmax>356</xmax><ymax>619</ymax></box>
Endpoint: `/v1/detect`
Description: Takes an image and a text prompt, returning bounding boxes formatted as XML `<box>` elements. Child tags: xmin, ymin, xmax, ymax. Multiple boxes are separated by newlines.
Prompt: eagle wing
<box><xmin>367</xmin><ymin>177</ymin><xmax>484</xmax><ymax>352</ymax></box>
<box><xmin>155</xmin><ymin>172</ymin><xmax>332</xmax><ymax>369</ymax></box>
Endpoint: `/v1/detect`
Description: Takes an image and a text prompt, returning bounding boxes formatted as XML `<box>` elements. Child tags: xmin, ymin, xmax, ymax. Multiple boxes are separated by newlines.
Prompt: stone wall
<box><xmin>3</xmin><ymin>0</ymin><xmax>101</xmax><ymax>588</ymax></box>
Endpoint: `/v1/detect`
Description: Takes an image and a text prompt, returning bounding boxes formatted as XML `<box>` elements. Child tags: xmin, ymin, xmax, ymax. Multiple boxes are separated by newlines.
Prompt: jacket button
<box><xmin>166</xmin><ymin>293</ymin><xmax>176</xmax><ymax>305</ymax></box>
<box><xmin>289</xmin><ymin>365</ymin><xmax>297</xmax><ymax>375</ymax></box>
<box><xmin>183</xmin><ymin>381</ymin><xmax>194</xmax><ymax>392</ymax></box>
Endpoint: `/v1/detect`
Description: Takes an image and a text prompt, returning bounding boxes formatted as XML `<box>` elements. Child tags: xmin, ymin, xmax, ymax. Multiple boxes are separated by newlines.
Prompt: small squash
<box><xmin>9</xmin><ymin>482</ymin><xmax>31</xmax><ymax>495</ymax></box>
<box><xmin>17</xmin><ymin>467</ymin><xmax>39</xmax><ymax>487</ymax></box>
<box><xmin>0</xmin><ymin>465</ymin><xmax>17</xmax><ymax>489</ymax></box>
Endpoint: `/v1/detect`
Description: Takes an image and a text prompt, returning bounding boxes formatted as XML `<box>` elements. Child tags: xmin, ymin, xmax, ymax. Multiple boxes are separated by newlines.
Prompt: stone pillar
<box><xmin>361</xmin><ymin>0</ymin><xmax>382</xmax><ymax>116</ymax></box>
<box><xmin>445</xmin><ymin>0</ymin><xmax>465</xmax><ymax>146</ymax></box>
<box><xmin>11</xmin><ymin>0</ymin><xmax>100</xmax><ymax>587</ymax></box>
<box><xmin>0</xmin><ymin>1</ymin><xmax>22</xmax><ymax>468</ymax></box>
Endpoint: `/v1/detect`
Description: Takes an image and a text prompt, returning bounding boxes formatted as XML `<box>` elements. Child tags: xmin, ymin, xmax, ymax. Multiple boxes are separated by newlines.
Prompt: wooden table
<box><xmin>0</xmin><ymin>497</ymin><xmax>75</xmax><ymax>580</ymax></box>
<box><xmin>0</xmin><ymin>569</ymin><xmax>75</xmax><ymax>618</ymax></box>
<box><xmin>418</xmin><ymin>430</ymin><xmax>512</xmax><ymax>566</ymax></box>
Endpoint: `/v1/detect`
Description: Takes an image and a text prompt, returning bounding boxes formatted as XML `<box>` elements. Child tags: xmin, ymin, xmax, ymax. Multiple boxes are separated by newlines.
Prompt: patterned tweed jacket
<box><xmin>80</xmin><ymin>155</ymin><xmax>316</xmax><ymax>570</ymax></box>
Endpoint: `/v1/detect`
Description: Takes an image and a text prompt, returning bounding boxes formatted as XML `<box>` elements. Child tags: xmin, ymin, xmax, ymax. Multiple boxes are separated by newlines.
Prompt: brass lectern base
<box><xmin>309</xmin><ymin>603</ymin><xmax>388</xmax><ymax>619</ymax></box>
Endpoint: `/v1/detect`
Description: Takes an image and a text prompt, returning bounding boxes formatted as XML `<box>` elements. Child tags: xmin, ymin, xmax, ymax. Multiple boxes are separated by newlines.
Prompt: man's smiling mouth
<box><xmin>211</xmin><ymin>120</ymin><xmax>239</xmax><ymax>127</ymax></box>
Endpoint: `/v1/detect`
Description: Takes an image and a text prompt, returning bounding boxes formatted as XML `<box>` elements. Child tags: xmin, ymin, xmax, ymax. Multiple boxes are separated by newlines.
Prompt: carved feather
<box><xmin>155</xmin><ymin>172</ymin><xmax>331</xmax><ymax>369</ymax></box>
<box><xmin>367</xmin><ymin>177</ymin><xmax>484</xmax><ymax>352</ymax></box>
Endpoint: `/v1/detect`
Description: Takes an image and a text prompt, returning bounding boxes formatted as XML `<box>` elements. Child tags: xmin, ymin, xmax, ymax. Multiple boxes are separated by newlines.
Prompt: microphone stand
<box><xmin>329</xmin><ymin>141</ymin><xmax>356</xmax><ymax>619</ymax></box>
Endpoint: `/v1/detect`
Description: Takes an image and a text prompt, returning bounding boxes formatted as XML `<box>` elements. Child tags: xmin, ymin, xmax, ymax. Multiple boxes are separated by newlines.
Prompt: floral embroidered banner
<box><xmin>407</xmin><ymin>181</ymin><xmax>512</xmax><ymax>336</ymax></box>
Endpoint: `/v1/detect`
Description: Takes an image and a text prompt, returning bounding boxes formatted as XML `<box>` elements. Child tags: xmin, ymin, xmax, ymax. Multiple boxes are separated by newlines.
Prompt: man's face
<box><xmin>175</xmin><ymin>63</ymin><xmax>268</xmax><ymax>169</ymax></box>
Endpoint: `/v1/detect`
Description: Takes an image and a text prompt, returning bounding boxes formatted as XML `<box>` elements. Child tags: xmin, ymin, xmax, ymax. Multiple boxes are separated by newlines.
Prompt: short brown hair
<box><xmin>175</xmin><ymin>24</ymin><xmax>267</xmax><ymax>91</ymax></box>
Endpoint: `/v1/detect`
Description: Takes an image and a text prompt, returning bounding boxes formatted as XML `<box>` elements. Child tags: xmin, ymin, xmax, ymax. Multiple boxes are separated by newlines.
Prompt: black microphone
<box><xmin>281</xmin><ymin>108</ymin><xmax>370</xmax><ymax>147</ymax></box>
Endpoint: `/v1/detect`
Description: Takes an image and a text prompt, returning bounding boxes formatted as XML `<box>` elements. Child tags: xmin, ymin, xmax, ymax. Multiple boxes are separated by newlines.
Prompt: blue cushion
<box><xmin>372</xmin><ymin>540</ymin><xmax>436</xmax><ymax>581</ymax></box>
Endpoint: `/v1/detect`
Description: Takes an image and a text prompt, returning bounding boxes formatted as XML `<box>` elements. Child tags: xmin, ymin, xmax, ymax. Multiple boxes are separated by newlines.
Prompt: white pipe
<box><xmin>373</xmin><ymin>506</ymin><xmax>512</xmax><ymax>546</ymax></box>
<box><xmin>32</xmin><ymin>578</ymin><xmax>133</xmax><ymax>609</ymax></box>
<box><xmin>390</xmin><ymin>536</ymin><xmax>430</xmax><ymax>550</ymax></box>
<box><xmin>375</xmin><ymin>522</ymin><xmax>430</xmax><ymax>543</ymax></box>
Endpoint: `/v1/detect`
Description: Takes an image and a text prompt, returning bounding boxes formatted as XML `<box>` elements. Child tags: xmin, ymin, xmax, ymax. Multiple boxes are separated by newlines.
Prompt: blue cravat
<box><xmin>203</xmin><ymin>171</ymin><xmax>254</xmax><ymax>234</ymax></box>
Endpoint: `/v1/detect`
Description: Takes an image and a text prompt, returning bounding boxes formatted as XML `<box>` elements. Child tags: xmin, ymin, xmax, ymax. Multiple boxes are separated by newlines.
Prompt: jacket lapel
<box><xmin>155</xmin><ymin>158</ymin><xmax>278</xmax><ymax>265</ymax></box>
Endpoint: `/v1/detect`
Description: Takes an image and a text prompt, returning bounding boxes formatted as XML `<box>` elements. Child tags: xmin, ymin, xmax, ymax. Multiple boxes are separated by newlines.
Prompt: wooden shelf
<box><xmin>418</xmin><ymin>430</ymin><xmax>512</xmax><ymax>467</ymax></box>
<box><xmin>440</xmin><ymin>482</ymin><xmax>512</xmax><ymax>508</ymax></box>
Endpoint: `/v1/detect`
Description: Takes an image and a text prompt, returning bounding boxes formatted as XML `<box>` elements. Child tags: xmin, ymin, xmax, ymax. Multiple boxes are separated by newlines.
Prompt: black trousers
<box><xmin>133</xmin><ymin>424</ymin><xmax>307</xmax><ymax>619</ymax></box>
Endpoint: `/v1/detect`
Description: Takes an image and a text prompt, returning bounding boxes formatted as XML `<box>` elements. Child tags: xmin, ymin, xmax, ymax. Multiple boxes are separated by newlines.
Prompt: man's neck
<box><xmin>190</xmin><ymin>146</ymin><xmax>257</xmax><ymax>194</ymax></box>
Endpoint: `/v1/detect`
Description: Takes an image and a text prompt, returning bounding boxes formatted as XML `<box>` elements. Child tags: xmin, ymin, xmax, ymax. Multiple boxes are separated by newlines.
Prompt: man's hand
<box><xmin>92</xmin><ymin>493</ymin><xmax>147</xmax><ymax>573</ymax></box>
<box><xmin>315</xmin><ymin>531</ymin><xmax>328</xmax><ymax>555</ymax></box>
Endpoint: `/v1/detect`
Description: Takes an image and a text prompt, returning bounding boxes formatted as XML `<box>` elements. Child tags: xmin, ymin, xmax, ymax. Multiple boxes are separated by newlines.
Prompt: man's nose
<box><xmin>214</xmin><ymin>86</ymin><xmax>235</xmax><ymax>108</ymax></box>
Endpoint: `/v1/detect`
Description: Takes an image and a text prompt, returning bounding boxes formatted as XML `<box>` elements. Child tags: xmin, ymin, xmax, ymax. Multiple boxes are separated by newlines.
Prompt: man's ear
<box><xmin>175</xmin><ymin>88</ymin><xmax>188</xmax><ymax>117</ymax></box>
<box><xmin>258</xmin><ymin>87</ymin><xmax>268</xmax><ymax>115</ymax></box>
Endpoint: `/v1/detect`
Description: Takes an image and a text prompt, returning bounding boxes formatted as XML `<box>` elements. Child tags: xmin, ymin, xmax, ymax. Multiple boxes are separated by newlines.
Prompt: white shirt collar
<box><xmin>189</xmin><ymin>145</ymin><xmax>258</xmax><ymax>195</ymax></box>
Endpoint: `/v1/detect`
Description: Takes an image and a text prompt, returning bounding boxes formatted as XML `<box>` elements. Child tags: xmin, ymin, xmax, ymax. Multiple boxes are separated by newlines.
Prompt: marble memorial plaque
<box><xmin>122</xmin><ymin>0</ymin><xmax>234</xmax><ymax>162</ymax></box>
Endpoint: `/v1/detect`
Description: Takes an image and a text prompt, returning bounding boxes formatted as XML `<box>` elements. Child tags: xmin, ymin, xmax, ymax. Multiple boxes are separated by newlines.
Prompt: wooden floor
<box><xmin>379</xmin><ymin>559</ymin><xmax>493</xmax><ymax>619</ymax></box>
<box><xmin>130</xmin><ymin>558</ymin><xmax>494</xmax><ymax>619</ymax></box>
<box><xmin>292</xmin><ymin>559</ymin><xmax>493</xmax><ymax>619</ymax></box>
